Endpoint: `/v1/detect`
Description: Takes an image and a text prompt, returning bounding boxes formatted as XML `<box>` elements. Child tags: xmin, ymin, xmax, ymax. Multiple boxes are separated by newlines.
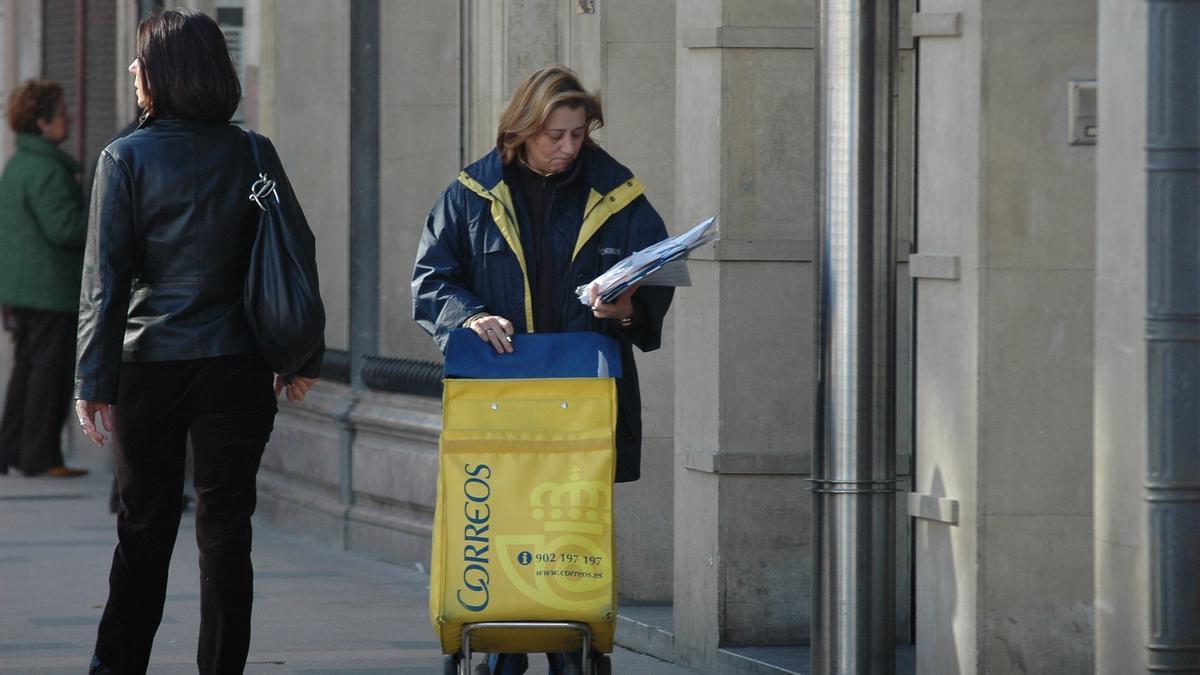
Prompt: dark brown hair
<box><xmin>136</xmin><ymin>9</ymin><xmax>241</xmax><ymax>122</ymax></box>
<box><xmin>496</xmin><ymin>65</ymin><xmax>603</xmax><ymax>164</ymax></box>
<box><xmin>5</xmin><ymin>80</ymin><xmax>64</xmax><ymax>134</ymax></box>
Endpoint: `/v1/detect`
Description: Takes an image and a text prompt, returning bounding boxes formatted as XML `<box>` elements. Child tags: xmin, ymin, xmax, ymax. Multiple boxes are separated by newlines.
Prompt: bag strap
<box><xmin>244</xmin><ymin>129</ymin><xmax>278</xmax><ymax>210</ymax></box>
<box><xmin>244</xmin><ymin>128</ymin><xmax>264</xmax><ymax>173</ymax></box>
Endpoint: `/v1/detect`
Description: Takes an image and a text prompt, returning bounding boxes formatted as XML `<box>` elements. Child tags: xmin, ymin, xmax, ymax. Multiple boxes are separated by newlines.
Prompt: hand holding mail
<box><xmin>575</xmin><ymin>215</ymin><xmax>717</xmax><ymax>305</ymax></box>
<box><xmin>588</xmin><ymin>282</ymin><xmax>637</xmax><ymax>322</ymax></box>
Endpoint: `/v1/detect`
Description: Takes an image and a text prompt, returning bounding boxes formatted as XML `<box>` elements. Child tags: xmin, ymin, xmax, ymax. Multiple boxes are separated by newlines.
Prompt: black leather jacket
<box><xmin>75</xmin><ymin>117</ymin><xmax>321</xmax><ymax>402</ymax></box>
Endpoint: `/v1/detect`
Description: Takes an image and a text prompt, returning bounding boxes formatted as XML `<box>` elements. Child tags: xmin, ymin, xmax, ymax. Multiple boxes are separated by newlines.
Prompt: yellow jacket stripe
<box><xmin>574</xmin><ymin>178</ymin><xmax>645</xmax><ymax>262</ymax></box>
<box><xmin>457</xmin><ymin>171</ymin><xmax>535</xmax><ymax>332</ymax></box>
<box><xmin>457</xmin><ymin>171</ymin><xmax>646</xmax><ymax>331</ymax></box>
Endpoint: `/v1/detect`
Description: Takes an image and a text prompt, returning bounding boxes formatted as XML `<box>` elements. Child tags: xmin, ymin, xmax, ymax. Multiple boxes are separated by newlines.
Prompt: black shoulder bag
<box><xmin>243</xmin><ymin>129</ymin><xmax>325</xmax><ymax>376</ymax></box>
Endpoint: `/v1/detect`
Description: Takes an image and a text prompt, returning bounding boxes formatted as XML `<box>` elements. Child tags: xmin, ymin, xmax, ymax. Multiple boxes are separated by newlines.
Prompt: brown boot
<box><xmin>46</xmin><ymin>466</ymin><xmax>89</xmax><ymax>478</ymax></box>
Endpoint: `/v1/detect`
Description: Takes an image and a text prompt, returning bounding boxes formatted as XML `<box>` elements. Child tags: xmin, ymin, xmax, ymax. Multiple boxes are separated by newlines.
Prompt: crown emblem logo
<box><xmin>493</xmin><ymin>464</ymin><xmax>614</xmax><ymax>613</ymax></box>
<box><xmin>529</xmin><ymin>467</ymin><xmax>611</xmax><ymax>535</ymax></box>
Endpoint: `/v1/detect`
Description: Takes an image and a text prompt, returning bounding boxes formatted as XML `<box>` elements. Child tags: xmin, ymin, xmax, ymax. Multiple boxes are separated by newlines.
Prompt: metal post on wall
<box><xmin>349</xmin><ymin>0</ymin><xmax>380</xmax><ymax>394</ymax></box>
<box><xmin>345</xmin><ymin>0</ymin><xmax>380</xmax><ymax>519</ymax></box>
<box><xmin>812</xmin><ymin>0</ymin><xmax>898</xmax><ymax>672</ymax></box>
<box><xmin>74</xmin><ymin>0</ymin><xmax>86</xmax><ymax>164</ymax></box>
<box><xmin>1145</xmin><ymin>0</ymin><xmax>1200</xmax><ymax>671</ymax></box>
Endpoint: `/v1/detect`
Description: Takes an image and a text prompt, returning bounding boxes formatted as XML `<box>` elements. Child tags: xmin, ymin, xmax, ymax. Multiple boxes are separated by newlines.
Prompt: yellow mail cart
<box><xmin>431</xmin><ymin>330</ymin><xmax>622</xmax><ymax>675</ymax></box>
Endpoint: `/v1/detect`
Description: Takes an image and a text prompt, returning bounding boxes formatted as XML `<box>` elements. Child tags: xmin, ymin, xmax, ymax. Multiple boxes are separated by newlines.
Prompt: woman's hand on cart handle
<box><xmin>75</xmin><ymin>399</ymin><xmax>112</xmax><ymax>447</ymax></box>
<box><xmin>467</xmin><ymin>313</ymin><xmax>515</xmax><ymax>354</ymax></box>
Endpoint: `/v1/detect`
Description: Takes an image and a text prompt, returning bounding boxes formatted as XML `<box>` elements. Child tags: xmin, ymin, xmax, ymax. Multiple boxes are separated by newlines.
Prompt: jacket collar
<box><xmin>15</xmin><ymin>133</ymin><xmax>82</xmax><ymax>173</ymax></box>
<box><xmin>509</xmin><ymin>150</ymin><xmax>585</xmax><ymax>192</ymax></box>
<box><xmin>461</xmin><ymin>148</ymin><xmax>506</xmax><ymax>191</ymax></box>
<box><xmin>462</xmin><ymin>144</ymin><xmax>633</xmax><ymax>195</ymax></box>
<box><xmin>138</xmin><ymin>115</ymin><xmax>227</xmax><ymax>132</ymax></box>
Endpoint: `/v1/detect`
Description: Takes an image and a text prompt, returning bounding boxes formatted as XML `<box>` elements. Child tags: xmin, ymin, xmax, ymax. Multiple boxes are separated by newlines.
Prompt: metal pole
<box><xmin>344</xmin><ymin>0</ymin><xmax>379</xmax><ymax>532</ymax></box>
<box><xmin>1145</xmin><ymin>1</ymin><xmax>1200</xmax><ymax>671</ymax></box>
<box><xmin>458</xmin><ymin>0</ymin><xmax>471</xmax><ymax>169</ymax></box>
<box><xmin>75</xmin><ymin>0</ymin><xmax>86</xmax><ymax>164</ymax></box>
<box><xmin>812</xmin><ymin>0</ymin><xmax>897</xmax><ymax>672</ymax></box>
<box><xmin>349</xmin><ymin>0</ymin><xmax>380</xmax><ymax>393</ymax></box>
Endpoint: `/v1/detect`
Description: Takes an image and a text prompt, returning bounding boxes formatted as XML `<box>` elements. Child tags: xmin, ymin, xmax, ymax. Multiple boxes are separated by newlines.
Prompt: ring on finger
<box><xmin>486</xmin><ymin>328</ymin><xmax>494</xmax><ymax>333</ymax></box>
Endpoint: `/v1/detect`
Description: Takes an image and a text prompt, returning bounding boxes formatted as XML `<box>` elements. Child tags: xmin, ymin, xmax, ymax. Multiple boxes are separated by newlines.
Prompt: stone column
<box><xmin>570</xmin><ymin>0</ymin><xmax>681</xmax><ymax>605</ymax></box>
<box><xmin>464</xmin><ymin>0</ymin><xmax>559</xmax><ymax>161</ymax></box>
<box><xmin>672</xmin><ymin>0</ymin><xmax>819</xmax><ymax>667</ymax></box>
<box><xmin>254</xmin><ymin>0</ymin><xmax>355</xmax><ymax>547</ymax></box>
<box><xmin>912</xmin><ymin>0</ymin><xmax>1097</xmax><ymax>672</ymax></box>
<box><xmin>1093</xmin><ymin>3</ymin><xmax>1146</xmax><ymax>673</ymax></box>
<box><xmin>379</xmin><ymin>0</ymin><xmax>471</xmax><ymax>360</ymax></box>
<box><xmin>0</xmin><ymin>0</ymin><xmax>42</xmax><ymax>162</ymax></box>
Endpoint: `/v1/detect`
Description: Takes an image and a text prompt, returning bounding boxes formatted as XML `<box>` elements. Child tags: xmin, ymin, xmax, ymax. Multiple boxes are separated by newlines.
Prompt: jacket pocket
<box><xmin>465</xmin><ymin>225</ymin><xmax>517</xmax><ymax>322</ymax></box>
<box><xmin>480</xmin><ymin>226</ymin><xmax>508</xmax><ymax>255</ymax></box>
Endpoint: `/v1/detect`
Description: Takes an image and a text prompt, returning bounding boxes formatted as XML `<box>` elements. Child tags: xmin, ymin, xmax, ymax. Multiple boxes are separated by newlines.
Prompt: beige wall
<box><xmin>912</xmin><ymin>2</ymin><xmax>984</xmax><ymax>672</ymax></box>
<box><xmin>378</xmin><ymin>0</ymin><xmax>462</xmax><ymax>362</ymax></box>
<box><xmin>1093</xmin><ymin>0</ymin><xmax>1147</xmax><ymax>672</ymax></box>
<box><xmin>258</xmin><ymin>0</ymin><xmax>350</xmax><ymax>351</ymax></box>
<box><xmin>672</xmin><ymin>0</ymin><xmax>820</xmax><ymax>664</ymax></box>
<box><xmin>0</xmin><ymin>0</ymin><xmax>43</xmax><ymax>163</ymax></box>
<box><xmin>914</xmin><ymin>0</ymin><xmax>1097</xmax><ymax>672</ymax></box>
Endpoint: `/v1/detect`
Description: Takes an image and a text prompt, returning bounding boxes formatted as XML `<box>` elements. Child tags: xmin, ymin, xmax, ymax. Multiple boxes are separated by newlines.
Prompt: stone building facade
<box><xmin>0</xmin><ymin>1</ymin><xmax>1174</xmax><ymax>673</ymax></box>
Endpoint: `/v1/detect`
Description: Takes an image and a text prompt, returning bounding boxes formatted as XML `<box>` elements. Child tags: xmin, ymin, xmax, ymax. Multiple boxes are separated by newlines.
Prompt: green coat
<box><xmin>0</xmin><ymin>133</ymin><xmax>87</xmax><ymax>313</ymax></box>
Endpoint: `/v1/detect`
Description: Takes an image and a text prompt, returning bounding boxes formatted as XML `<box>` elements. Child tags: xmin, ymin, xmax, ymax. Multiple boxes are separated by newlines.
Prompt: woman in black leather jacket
<box><xmin>73</xmin><ymin>10</ymin><xmax>322</xmax><ymax>674</ymax></box>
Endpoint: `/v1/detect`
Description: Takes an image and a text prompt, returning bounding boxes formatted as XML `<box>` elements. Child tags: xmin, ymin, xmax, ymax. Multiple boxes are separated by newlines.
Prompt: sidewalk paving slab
<box><xmin>1</xmin><ymin>448</ymin><xmax>693</xmax><ymax>674</ymax></box>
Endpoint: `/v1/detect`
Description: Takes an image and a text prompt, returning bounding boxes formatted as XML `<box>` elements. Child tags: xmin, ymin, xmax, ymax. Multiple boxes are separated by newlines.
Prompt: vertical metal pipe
<box><xmin>349</xmin><ymin>0</ymin><xmax>380</xmax><ymax>393</ymax></box>
<box><xmin>346</xmin><ymin>0</ymin><xmax>380</xmax><ymax>529</ymax></box>
<box><xmin>813</xmin><ymin>0</ymin><xmax>897</xmax><ymax>672</ymax></box>
<box><xmin>74</xmin><ymin>0</ymin><xmax>86</xmax><ymax>164</ymax></box>
<box><xmin>458</xmin><ymin>0</ymin><xmax>471</xmax><ymax>168</ymax></box>
<box><xmin>1145</xmin><ymin>1</ymin><xmax>1200</xmax><ymax>671</ymax></box>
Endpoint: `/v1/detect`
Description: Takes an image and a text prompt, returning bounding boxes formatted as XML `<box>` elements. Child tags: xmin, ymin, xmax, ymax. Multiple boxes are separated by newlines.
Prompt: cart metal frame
<box><xmin>458</xmin><ymin>621</ymin><xmax>592</xmax><ymax>675</ymax></box>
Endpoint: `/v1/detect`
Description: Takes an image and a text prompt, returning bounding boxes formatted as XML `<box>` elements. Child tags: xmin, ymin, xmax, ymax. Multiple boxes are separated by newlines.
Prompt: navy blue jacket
<box><xmin>412</xmin><ymin>146</ymin><xmax>673</xmax><ymax>482</ymax></box>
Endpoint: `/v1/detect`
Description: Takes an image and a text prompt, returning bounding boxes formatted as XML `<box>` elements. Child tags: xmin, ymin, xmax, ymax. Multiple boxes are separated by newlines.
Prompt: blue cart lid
<box><xmin>443</xmin><ymin>328</ymin><xmax>622</xmax><ymax>379</ymax></box>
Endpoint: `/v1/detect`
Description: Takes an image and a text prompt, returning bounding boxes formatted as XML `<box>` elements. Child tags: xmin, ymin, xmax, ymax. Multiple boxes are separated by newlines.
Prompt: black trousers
<box><xmin>0</xmin><ymin>307</ymin><xmax>76</xmax><ymax>475</ymax></box>
<box><xmin>90</xmin><ymin>354</ymin><xmax>276</xmax><ymax>675</ymax></box>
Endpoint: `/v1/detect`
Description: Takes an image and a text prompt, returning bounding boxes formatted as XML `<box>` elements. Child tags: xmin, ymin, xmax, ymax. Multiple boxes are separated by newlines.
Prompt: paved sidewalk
<box><xmin>0</xmin><ymin>446</ymin><xmax>692</xmax><ymax>674</ymax></box>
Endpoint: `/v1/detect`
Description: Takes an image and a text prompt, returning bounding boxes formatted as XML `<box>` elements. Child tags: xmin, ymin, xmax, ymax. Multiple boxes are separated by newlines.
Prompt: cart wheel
<box><xmin>443</xmin><ymin>654</ymin><xmax>460</xmax><ymax>675</ymax></box>
<box><xmin>472</xmin><ymin>663</ymin><xmax>491</xmax><ymax>675</ymax></box>
<box><xmin>592</xmin><ymin>653</ymin><xmax>611</xmax><ymax>675</ymax></box>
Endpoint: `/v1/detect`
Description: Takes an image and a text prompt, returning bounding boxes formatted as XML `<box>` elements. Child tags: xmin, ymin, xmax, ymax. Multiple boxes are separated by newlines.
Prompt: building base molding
<box><xmin>256</xmin><ymin>382</ymin><xmax>441</xmax><ymax>566</ymax></box>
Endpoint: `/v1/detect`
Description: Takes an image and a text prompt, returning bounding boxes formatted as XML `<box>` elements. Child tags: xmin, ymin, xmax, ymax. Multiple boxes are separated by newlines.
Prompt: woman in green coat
<box><xmin>0</xmin><ymin>79</ymin><xmax>88</xmax><ymax>477</ymax></box>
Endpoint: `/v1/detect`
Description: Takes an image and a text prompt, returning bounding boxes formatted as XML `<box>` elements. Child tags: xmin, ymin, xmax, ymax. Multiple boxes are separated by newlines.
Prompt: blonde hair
<box><xmin>496</xmin><ymin>65</ymin><xmax>603</xmax><ymax>164</ymax></box>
